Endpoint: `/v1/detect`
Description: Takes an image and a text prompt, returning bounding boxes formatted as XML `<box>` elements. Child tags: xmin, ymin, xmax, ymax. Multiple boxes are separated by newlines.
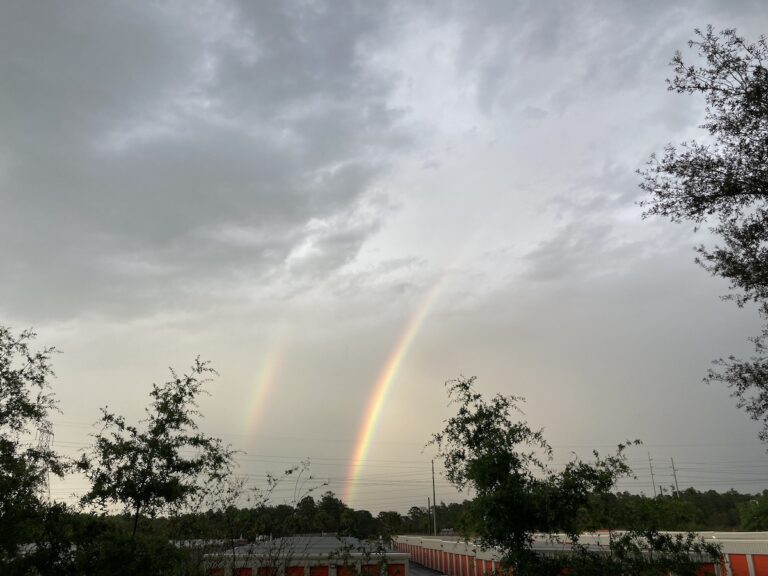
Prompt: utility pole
<box><xmin>671</xmin><ymin>457</ymin><xmax>680</xmax><ymax>497</ymax></box>
<box><xmin>36</xmin><ymin>429</ymin><xmax>52</xmax><ymax>503</ymax></box>
<box><xmin>648</xmin><ymin>452</ymin><xmax>657</xmax><ymax>497</ymax></box>
<box><xmin>427</xmin><ymin>497</ymin><xmax>432</xmax><ymax>535</ymax></box>
<box><xmin>432</xmin><ymin>460</ymin><xmax>438</xmax><ymax>535</ymax></box>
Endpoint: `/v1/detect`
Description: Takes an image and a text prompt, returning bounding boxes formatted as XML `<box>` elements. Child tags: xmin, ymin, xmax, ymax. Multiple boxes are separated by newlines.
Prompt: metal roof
<box><xmin>227</xmin><ymin>535</ymin><xmax>400</xmax><ymax>558</ymax></box>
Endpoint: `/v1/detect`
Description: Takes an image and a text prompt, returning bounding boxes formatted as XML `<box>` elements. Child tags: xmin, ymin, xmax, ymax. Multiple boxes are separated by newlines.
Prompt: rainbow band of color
<box><xmin>343</xmin><ymin>283</ymin><xmax>443</xmax><ymax>506</ymax></box>
<box><xmin>247</xmin><ymin>330</ymin><xmax>288</xmax><ymax>434</ymax></box>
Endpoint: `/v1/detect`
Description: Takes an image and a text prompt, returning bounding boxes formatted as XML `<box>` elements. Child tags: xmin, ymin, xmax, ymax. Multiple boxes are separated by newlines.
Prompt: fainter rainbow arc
<box><xmin>247</xmin><ymin>330</ymin><xmax>289</xmax><ymax>436</ymax></box>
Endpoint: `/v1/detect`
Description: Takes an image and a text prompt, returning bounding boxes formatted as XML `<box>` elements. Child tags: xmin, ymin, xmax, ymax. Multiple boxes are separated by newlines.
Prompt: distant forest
<box><xmin>135</xmin><ymin>488</ymin><xmax>768</xmax><ymax>540</ymax></box>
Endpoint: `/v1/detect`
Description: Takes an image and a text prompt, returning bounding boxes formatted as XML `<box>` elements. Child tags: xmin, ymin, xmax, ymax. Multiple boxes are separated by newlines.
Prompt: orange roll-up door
<box><xmin>727</xmin><ymin>555</ymin><xmax>749</xmax><ymax>576</ymax></box>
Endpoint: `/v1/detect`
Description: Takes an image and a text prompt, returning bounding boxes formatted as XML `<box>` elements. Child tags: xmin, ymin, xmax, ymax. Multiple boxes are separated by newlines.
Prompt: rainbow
<box><xmin>247</xmin><ymin>330</ymin><xmax>289</xmax><ymax>435</ymax></box>
<box><xmin>343</xmin><ymin>282</ymin><xmax>444</xmax><ymax>506</ymax></box>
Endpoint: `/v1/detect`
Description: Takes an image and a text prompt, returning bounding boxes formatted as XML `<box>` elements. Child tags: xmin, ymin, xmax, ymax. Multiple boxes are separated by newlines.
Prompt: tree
<box><xmin>739</xmin><ymin>491</ymin><xmax>768</xmax><ymax>530</ymax></box>
<box><xmin>639</xmin><ymin>26</ymin><xmax>768</xmax><ymax>439</ymax></box>
<box><xmin>0</xmin><ymin>326</ymin><xmax>68</xmax><ymax>572</ymax></box>
<box><xmin>317</xmin><ymin>491</ymin><xmax>347</xmax><ymax>533</ymax></box>
<box><xmin>405</xmin><ymin>506</ymin><xmax>430</xmax><ymax>534</ymax></box>
<box><xmin>295</xmin><ymin>495</ymin><xmax>319</xmax><ymax>533</ymax></box>
<box><xmin>377</xmin><ymin>511</ymin><xmax>403</xmax><ymax>537</ymax></box>
<box><xmin>78</xmin><ymin>358</ymin><xmax>234</xmax><ymax>543</ymax></box>
<box><xmin>340</xmin><ymin>509</ymin><xmax>378</xmax><ymax>539</ymax></box>
<box><xmin>430</xmin><ymin>376</ymin><xmax>719</xmax><ymax>576</ymax></box>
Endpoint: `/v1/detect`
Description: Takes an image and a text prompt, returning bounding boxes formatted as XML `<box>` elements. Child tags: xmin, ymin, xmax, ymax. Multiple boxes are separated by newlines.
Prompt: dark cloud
<box><xmin>0</xmin><ymin>0</ymin><xmax>408</xmax><ymax>321</ymax></box>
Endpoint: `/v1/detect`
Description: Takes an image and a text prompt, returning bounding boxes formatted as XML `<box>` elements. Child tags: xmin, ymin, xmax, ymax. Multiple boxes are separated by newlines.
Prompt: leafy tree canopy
<box><xmin>78</xmin><ymin>358</ymin><xmax>235</xmax><ymax>540</ymax></box>
<box><xmin>0</xmin><ymin>327</ymin><xmax>67</xmax><ymax>571</ymax></box>
<box><xmin>639</xmin><ymin>26</ymin><xmax>768</xmax><ymax>439</ymax></box>
<box><xmin>430</xmin><ymin>376</ymin><xmax>719</xmax><ymax>575</ymax></box>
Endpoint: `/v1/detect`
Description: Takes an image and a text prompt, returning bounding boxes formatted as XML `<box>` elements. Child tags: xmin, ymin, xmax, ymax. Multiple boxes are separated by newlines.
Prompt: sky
<box><xmin>2</xmin><ymin>0</ymin><xmax>768</xmax><ymax>514</ymax></box>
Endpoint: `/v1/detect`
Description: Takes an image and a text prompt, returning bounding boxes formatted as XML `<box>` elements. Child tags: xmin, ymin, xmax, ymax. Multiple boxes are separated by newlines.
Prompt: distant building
<box><xmin>393</xmin><ymin>533</ymin><xmax>768</xmax><ymax>576</ymax></box>
<box><xmin>205</xmin><ymin>535</ymin><xmax>409</xmax><ymax>576</ymax></box>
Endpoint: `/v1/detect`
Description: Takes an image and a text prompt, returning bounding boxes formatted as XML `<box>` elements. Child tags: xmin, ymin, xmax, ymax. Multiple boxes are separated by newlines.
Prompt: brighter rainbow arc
<box><xmin>343</xmin><ymin>281</ymin><xmax>444</xmax><ymax>506</ymax></box>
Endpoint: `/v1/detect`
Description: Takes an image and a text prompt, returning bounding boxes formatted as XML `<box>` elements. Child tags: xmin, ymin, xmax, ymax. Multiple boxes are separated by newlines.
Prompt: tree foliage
<box><xmin>639</xmin><ymin>26</ymin><xmax>768</xmax><ymax>438</ymax></box>
<box><xmin>0</xmin><ymin>326</ymin><xmax>393</xmax><ymax>573</ymax></box>
<box><xmin>78</xmin><ymin>358</ymin><xmax>235</xmax><ymax>541</ymax></box>
<box><xmin>430</xmin><ymin>376</ymin><xmax>720</xmax><ymax>575</ymax></box>
<box><xmin>0</xmin><ymin>327</ymin><xmax>67</xmax><ymax>572</ymax></box>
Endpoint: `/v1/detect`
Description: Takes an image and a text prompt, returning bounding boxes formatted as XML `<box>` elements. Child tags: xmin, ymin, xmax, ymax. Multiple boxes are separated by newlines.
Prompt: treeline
<box><xmin>135</xmin><ymin>493</ymin><xmax>474</xmax><ymax>540</ymax></box>
<box><xmin>172</xmin><ymin>495</ymin><xmax>472</xmax><ymax>539</ymax></box>
<box><xmin>152</xmin><ymin>488</ymin><xmax>768</xmax><ymax>541</ymax></box>
<box><xmin>25</xmin><ymin>487</ymin><xmax>767</xmax><ymax>572</ymax></box>
<box><xmin>578</xmin><ymin>489</ymin><xmax>762</xmax><ymax>532</ymax></box>
<box><xmin>399</xmin><ymin>489</ymin><xmax>768</xmax><ymax>536</ymax></box>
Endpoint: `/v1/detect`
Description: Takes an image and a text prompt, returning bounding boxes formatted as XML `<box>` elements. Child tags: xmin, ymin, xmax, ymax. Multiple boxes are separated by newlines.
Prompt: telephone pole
<box><xmin>36</xmin><ymin>429</ymin><xmax>53</xmax><ymax>503</ymax></box>
<box><xmin>432</xmin><ymin>460</ymin><xmax>438</xmax><ymax>535</ymax></box>
<box><xmin>648</xmin><ymin>452</ymin><xmax>657</xmax><ymax>497</ymax></box>
<box><xmin>427</xmin><ymin>497</ymin><xmax>432</xmax><ymax>535</ymax></box>
<box><xmin>671</xmin><ymin>458</ymin><xmax>680</xmax><ymax>497</ymax></box>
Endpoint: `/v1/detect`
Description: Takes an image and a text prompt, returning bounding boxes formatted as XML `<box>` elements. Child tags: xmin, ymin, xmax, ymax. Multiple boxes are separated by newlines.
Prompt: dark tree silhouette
<box><xmin>640</xmin><ymin>26</ymin><xmax>768</xmax><ymax>439</ymax></box>
<box><xmin>0</xmin><ymin>326</ymin><xmax>68</xmax><ymax>573</ymax></box>
<box><xmin>78</xmin><ymin>359</ymin><xmax>234</xmax><ymax>540</ymax></box>
<box><xmin>431</xmin><ymin>376</ymin><xmax>719</xmax><ymax>576</ymax></box>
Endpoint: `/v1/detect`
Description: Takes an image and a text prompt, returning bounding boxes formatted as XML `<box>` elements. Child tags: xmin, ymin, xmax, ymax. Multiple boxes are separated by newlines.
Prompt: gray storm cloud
<box><xmin>0</xmin><ymin>1</ymin><xmax>409</xmax><ymax>320</ymax></box>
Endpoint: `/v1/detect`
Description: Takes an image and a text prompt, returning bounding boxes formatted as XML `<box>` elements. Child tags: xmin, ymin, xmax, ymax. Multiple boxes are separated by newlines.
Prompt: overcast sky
<box><xmin>3</xmin><ymin>0</ymin><xmax>768</xmax><ymax>513</ymax></box>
